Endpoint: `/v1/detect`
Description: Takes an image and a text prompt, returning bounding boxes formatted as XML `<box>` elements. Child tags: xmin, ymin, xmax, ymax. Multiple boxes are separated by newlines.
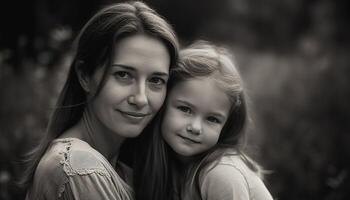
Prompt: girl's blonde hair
<box><xmin>134</xmin><ymin>41</ymin><xmax>261</xmax><ymax>200</ymax></box>
<box><xmin>170</xmin><ymin>41</ymin><xmax>262</xmax><ymax>198</ymax></box>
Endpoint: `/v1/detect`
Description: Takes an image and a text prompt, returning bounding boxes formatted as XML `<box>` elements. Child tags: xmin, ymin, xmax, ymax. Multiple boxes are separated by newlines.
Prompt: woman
<box><xmin>22</xmin><ymin>1</ymin><xmax>178</xmax><ymax>199</ymax></box>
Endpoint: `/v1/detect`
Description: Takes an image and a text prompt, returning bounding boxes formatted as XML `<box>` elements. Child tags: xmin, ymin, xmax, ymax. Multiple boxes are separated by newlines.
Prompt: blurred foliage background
<box><xmin>0</xmin><ymin>0</ymin><xmax>349</xmax><ymax>199</ymax></box>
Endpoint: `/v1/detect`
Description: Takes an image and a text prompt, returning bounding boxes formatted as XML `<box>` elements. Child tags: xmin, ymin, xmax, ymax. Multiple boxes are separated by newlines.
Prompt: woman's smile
<box><xmin>116</xmin><ymin>109</ymin><xmax>151</xmax><ymax>123</ymax></box>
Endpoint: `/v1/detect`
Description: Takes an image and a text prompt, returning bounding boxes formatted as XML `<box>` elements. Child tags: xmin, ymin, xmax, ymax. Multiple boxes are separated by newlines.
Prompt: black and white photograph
<box><xmin>0</xmin><ymin>0</ymin><xmax>349</xmax><ymax>199</ymax></box>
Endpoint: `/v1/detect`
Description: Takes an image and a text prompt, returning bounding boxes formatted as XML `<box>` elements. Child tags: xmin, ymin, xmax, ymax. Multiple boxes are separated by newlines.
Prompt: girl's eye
<box><xmin>149</xmin><ymin>77</ymin><xmax>166</xmax><ymax>85</ymax></box>
<box><xmin>177</xmin><ymin>106</ymin><xmax>191</xmax><ymax>114</ymax></box>
<box><xmin>114</xmin><ymin>71</ymin><xmax>132</xmax><ymax>80</ymax></box>
<box><xmin>207</xmin><ymin>116</ymin><xmax>221</xmax><ymax>124</ymax></box>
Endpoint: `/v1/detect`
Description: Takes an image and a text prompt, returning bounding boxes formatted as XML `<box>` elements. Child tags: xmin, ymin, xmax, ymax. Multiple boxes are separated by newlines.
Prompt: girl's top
<box><xmin>26</xmin><ymin>138</ymin><xmax>133</xmax><ymax>200</ymax></box>
<box><xmin>182</xmin><ymin>152</ymin><xmax>274</xmax><ymax>200</ymax></box>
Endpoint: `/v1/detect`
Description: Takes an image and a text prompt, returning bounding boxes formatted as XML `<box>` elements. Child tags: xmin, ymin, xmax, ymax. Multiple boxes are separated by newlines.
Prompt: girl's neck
<box><xmin>172</xmin><ymin>150</ymin><xmax>198</xmax><ymax>171</ymax></box>
<box><xmin>176</xmin><ymin>154</ymin><xmax>193</xmax><ymax>167</ymax></box>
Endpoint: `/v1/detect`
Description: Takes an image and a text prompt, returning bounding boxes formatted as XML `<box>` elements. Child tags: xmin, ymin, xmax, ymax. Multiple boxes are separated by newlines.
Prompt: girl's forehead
<box><xmin>173</xmin><ymin>72</ymin><xmax>232</xmax><ymax>94</ymax></box>
<box><xmin>169</xmin><ymin>77</ymin><xmax>231</xmax><ymax>114</ymax></box>
<box><xmin>171</xmin><ymin>76</ymin><xmax>218</xmax><ymax>91</ymax></box>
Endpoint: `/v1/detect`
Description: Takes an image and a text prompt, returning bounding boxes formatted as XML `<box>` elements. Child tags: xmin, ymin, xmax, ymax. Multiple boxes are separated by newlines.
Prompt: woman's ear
<box><xmin>75</xmin><ymin>60</ymin><xmax>90</xmax><ymax>93</ymax></box>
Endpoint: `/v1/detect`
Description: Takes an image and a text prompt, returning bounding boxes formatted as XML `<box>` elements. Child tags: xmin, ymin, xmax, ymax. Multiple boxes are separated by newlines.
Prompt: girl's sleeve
<box><xmin>200</xmin><ymin>164</ymin><xmax>250</xmax><ymax>200</ymax></box>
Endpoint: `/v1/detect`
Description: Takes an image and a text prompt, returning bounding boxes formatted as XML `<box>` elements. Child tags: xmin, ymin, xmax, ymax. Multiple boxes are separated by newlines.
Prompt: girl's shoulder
<box><xmin>200</xmin><ymin>153</ymin><xmax>273</xmax><ymax>200</ymax></box>
<box><xmin>199</xmin><ymin>155</ymin><xmax>250</xmax><ymax>199</ymax></box>
<box><xmin>219</xmin><ymin>153</ymin><xmax>251</xmax><ymax>173</ymax></box>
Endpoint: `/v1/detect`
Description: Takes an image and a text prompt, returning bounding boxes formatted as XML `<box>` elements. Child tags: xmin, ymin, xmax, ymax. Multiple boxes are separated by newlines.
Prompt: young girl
<box><xmin>21</xmin><ymin>2</ymin><xmax>178</xmax><ymax>200</ymax></box>
<box><xmin>134</xmin><ymin>41</ymin><xmax>273</xmax><ymax>200</ymax></box>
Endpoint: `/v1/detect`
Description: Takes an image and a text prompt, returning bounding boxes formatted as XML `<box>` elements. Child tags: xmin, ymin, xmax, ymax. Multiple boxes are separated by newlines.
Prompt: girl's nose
<box><xmin>186</xmin><ymin>117</ymin><xmax>202</xmax><ymax>135</ymax></box>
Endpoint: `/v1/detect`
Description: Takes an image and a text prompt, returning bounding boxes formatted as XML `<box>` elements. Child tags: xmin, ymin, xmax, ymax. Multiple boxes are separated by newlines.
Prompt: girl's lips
<box><xmin>178</xmin><ymin>134</ymin><xmax>201</xmax><ymax>144</ymax></box>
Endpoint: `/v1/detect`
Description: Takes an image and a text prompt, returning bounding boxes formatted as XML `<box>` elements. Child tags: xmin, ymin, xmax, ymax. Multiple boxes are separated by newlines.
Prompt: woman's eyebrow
<box><xmin>112</xmin><ymin>64</ymin><xmax>169</xmax><ymax>76</ymax></box>
<box><xmin>153</xmin><ymin>72</ymin><xmax>169</xmax><ymax>76</ymax></box>
<box><xmin>111</xmin><ymin>64</ymin><xmax>135</xmax><ymax>71</ymax></box>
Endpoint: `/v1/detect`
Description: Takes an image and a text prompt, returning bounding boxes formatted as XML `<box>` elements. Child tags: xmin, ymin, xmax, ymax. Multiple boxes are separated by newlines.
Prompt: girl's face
<box><xmin>87</xmin><ymin>34</ymin><xmax>170</xmax><ymax>138</ymax></box>
<box><xmin>161</xmin><ymin>77</ymin><xmax>231</xmax><ymax>157</ymax></box>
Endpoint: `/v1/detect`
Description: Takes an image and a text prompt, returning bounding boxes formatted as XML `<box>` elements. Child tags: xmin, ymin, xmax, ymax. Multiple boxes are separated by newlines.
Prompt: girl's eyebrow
<box><xmin>176</xmin><ymin>99</ymin><xmax>227</xmax><ymax>119</ymax></box>
<box><xmin>209</xmin><ymin>112</ymin><xmax>227</xmax><ymax>119</ymax></box>
<box><xmin>176</xmin><ymin>99</ymin><xmax>194</xmax><ymax>107</ymax></box>
<box><xmin>111</xmin><ymin>64</ymin><xmax>169</xmax><ymax>76</ymax></box>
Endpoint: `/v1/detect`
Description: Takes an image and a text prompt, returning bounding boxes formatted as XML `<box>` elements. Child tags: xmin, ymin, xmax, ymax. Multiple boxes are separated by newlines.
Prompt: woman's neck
<box><xmin>62</xmin><ymin>107</ymin><xmax>125</xmax><ymax>162</ymax></box>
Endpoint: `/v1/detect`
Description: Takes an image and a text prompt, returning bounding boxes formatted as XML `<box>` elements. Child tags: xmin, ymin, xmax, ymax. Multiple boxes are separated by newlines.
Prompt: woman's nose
<box><xmin>128</xmin><ymin>82</ymin><xmax>148</xmax><ymax>108</ymax></box>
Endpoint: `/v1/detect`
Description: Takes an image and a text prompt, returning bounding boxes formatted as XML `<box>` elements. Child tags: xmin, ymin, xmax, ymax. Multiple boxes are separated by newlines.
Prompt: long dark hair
<box><xmin>20</xmin><ymin>1</ymin><xmax>178</xmax><ymax>191</ymax></box>
<box><xmin>133</xmin><ymin>41</ymin><xmax>261</xmax><ymax>200</ymax></box>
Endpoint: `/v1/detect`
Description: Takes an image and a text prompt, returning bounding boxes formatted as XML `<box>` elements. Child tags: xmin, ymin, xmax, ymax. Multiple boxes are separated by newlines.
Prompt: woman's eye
<box><xmin>114</xmin><ymin>71</ymin><xmax>132</xmax><ymax>80</ymax></box>
<box><xmin>207</xmin><ymin>116</ymin><xmax>221</xmax><ymax>124</ymax></box>
<box><xmin>149</xmin><ymin>77</ymin><xmax>166</xmax><ymax>85</ymax></box>
<box><xmin>177</xmin><ymin>106</ymin><xmax>191</xmax><ymax>114</ymax></box>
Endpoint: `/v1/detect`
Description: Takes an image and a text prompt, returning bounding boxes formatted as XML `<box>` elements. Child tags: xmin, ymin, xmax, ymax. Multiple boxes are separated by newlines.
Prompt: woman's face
<box><xmin>87</xmin><ymin>34</ymin><xmax>170</xmax><ymax>138</ymax></box>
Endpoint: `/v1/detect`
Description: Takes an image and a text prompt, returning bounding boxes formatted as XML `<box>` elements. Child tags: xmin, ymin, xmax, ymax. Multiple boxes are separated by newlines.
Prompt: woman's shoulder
<box><xmin>29</xmin><ymin>138</ymin><xmax>133</xmax><ymax>199</ymax></box>
<box><xmin>36</xmin><ymin>138</ymin><xmax>110</xmax><ymax>178</ymax></box>
<box><xmin>27</xmin><ymin>138</ymin><xmax>88</xmax><ymax>199</ymax></box>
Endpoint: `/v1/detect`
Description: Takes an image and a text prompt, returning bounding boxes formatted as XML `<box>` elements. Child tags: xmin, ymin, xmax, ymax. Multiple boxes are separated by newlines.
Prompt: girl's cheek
<box><xmin>170</xmin><ymin>113</ymin><xmax>187</xmax><ymax>128</ymax></box>
<box><xmin>175</xmin><ymin>111</ymin><xmax>189</xmax><ymax>123</ymax></box>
